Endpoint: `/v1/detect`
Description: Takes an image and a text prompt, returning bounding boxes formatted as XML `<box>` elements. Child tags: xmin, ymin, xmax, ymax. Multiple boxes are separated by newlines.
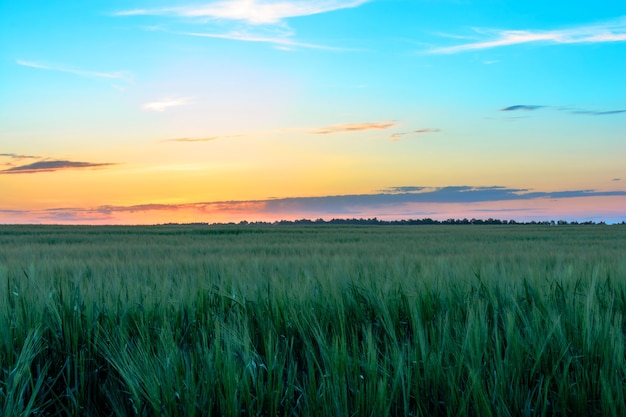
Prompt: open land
<box><xmin>1</xmin><ymin>224</ymin><xmax>625</xmax><ymax>416</ymax></box>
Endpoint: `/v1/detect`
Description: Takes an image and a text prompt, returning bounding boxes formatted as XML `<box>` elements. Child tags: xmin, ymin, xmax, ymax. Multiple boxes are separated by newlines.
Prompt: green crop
<box><xmin>0</xmin><ymin>224</ymin><xmax>625</xmax><ymax>416</ymax></box>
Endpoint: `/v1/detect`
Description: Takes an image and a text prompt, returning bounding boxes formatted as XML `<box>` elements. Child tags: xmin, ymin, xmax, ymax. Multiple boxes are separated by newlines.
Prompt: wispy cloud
<box><xmin>0</xmin><ymin>159</ymin><xmax>117</xmax><ymax>174</ymax></box>
<box><xmin>158</xmin><ymin>121</ymin><xmax>396</xmax><ymax>144</ymax></box>
<box><xmin>570</xmin><ymin>109</ymin><xmax>626</xmax><ymax>116</ymax></box>
<box><xmin>429</xmin><ymin>16</ymin><xmax>626</xmax><ymax>54</ymax></box>
<box><xmin>181</xmin><ymin>30</ymin><xmax>339</xmax><ymax>50</ymax></box>
<box><xmin>114</xmin><ymin>0</ymin><xmax>370</xmax><ymax>25</ymax></box>
<box><xmin>0</xmin><ymin>209</ymin><xmax>28</xmax><ymax>214</ymax></box>
<box><xmin>142</xmin><ymin>98</ymin><xmax>191</xmax><ymax>112</ymax></box>
<box><xmin>1</xmin><ymin>153</ymin><xmax>40</xmax><ymax>161</ymax></box>
<box><xmin>497</xmin><ymin>105</ymin><xmax>626</xmax><ymax>117</ymax></box>
<box><xmin>158</xmin><ymin>121</ymin><xmax>440</xmax><ymax>147</ymax></box>
<box><xmin>388</xmin><ymin>128</ymin><xmax>440</xmax><ymax>142</ymax></box>
<box><xmin>311</xmin><ymin>122</ymin><xmax>396</xmax><ymax>135</ymax></box>
<box><xmin>114</xmin><ymin>1</ymin><xmax>369</xmax><ymax>49</ymax></box>
<box><xmin>162</xmin><ymin>137</ymin><xmax>221</xmax><ymax>143</ymax></box>
<box><xmin>161</xmin><ymin>134</ymin><xmax>242</xmax><ymax>143</ymax></box>
<box><xmin>501</xmin><ymin>105</ymin><xmax>545</xmax><ymax>112</ymax></box>
<box><xmin>16</xmin><ymin>60</ymin><xmax>130</xmax><ymax>81</ymax></box>
<box><xmin>1</xmin><ymin>153</ymin><xmax>41</xmax><ymax>169</ymax></box>
<box><xmin>379</xmin><ymin>186</ymin><xmax>426</xmax><ymax>193</ymax></box>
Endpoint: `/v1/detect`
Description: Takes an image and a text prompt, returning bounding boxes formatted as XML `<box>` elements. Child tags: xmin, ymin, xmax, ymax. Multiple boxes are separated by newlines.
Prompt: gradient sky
<box><xmin>1</xmin><ymin>0</ymin><xmax>625</xmax><ymax>224</ymax></box>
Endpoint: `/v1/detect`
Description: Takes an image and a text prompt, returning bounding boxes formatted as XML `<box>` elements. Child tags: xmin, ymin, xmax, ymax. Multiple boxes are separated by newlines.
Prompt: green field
<box><xmin>1</xmin><ymin>224</ymin><xmax>625</xmax><ymax>416</ymax></box>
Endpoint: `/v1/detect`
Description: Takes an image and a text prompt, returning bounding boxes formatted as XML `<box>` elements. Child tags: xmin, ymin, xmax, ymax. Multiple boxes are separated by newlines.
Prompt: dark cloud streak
<box><xmin>1</xmin><ymin>160</ymin><xmax>117</xmax><ymax>174</ymax></box>
<box><xmin>499</xmin><ymin>105</ymin><xmax>626</xmax><ymax>116</ymax></box>
<box><xmin>65</xmin><ymin>186</ymin><xmax>624</xmax><ymax>215</ymax></box>
<box><xmin>570</xmin><ymin>109</ymin><xmax>626</xmax><ymax>116</ymax></box>
<box><xmin>1</xmin><ymin>153</ymin><xmax>40</xmax><ymax>159</ymax></box>
<box><xmin>258</xmin><ymin>186</ymin><xmax>626</xmax><ymax>214</ymax></box>
<box><xmin>7</xmin><ymin>185</ymin><xmax>625</xmax><ymax>223</ymax></box>
<box><xmin>501</xmin><ymin>105</ymin><xmax>545</xmax><ymax>111</ymax></box>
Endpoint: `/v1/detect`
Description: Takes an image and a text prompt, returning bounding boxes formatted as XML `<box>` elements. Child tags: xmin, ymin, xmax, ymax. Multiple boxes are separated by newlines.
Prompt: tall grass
<box><xmin>0</xmin><ymin>224</ymin><xmax>625</xmax><ymax>416</ymax></box>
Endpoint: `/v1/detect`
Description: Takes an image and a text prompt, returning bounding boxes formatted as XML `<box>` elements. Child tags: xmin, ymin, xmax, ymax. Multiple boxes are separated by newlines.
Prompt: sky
<box><xmin>1</xmin><ymin>0</ymin><xmax>625</xmax><ymax>224</ymax></box>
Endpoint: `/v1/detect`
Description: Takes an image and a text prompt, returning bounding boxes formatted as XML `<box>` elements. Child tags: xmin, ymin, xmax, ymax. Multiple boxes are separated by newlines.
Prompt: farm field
<box><xmin>1</xmin><ymin>224</ymin><xmax>625</xmax><ymax>416</ymax></box>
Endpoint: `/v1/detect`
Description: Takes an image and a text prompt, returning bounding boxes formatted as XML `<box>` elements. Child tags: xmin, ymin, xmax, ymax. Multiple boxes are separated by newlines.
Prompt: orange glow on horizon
<box><xmin>2</xmin><ymin>194</ymin><xmax>624</xmax><ymax>225</ymax></box>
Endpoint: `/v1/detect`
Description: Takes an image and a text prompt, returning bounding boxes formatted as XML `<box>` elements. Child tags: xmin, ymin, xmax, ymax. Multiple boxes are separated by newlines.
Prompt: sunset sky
<box><xmin>1</xmin><ymin>0</ymin><xmax>625</xmax><ymax>224</ymax></box>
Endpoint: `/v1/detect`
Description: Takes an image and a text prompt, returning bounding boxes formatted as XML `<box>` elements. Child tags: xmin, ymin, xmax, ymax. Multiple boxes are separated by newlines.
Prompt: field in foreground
<box><xmin>1</xmin><ymin>224</ymin><xmax>625</xmax><ymax>416</ymax></box>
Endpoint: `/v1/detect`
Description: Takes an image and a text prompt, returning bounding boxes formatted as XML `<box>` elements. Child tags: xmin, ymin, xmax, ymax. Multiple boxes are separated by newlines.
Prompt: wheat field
<box><xmin>1</xmin><ymin>224</ymin><xmax>625</xmax><ymax>416</ymax></box>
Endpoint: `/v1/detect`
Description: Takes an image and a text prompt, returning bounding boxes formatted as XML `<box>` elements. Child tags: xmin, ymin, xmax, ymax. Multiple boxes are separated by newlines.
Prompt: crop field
<box><xmin>1</xmin><ymin>224</ymin><xmax>625</xmax><ymax>416</ymax></box>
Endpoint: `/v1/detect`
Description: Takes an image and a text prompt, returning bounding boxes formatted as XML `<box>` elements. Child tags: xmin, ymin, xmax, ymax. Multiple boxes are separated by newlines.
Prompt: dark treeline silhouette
<box><xmin>197</xmin><ymin>218</ymin><xmax>622</xmax><ymax>227</ymax></box>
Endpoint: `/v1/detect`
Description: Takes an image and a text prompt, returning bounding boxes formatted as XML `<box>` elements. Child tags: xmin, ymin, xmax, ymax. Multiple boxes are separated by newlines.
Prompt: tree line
<box><xmin>227</xmin><ymin>218</ymin><xmax>620</xmax><ymax>226</ymax></box>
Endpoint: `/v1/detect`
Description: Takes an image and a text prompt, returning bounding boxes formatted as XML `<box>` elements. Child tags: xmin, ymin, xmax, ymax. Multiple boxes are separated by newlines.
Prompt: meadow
<box><xmin>0</xmin><ymin>224</ymin><xmax>625</xmax><ymax>416</ymax></box>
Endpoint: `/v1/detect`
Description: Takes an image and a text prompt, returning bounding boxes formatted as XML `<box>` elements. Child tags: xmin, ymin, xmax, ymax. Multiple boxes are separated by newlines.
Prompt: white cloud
<box><xmin>16</xmin><ymin>60</ymin><xmax>129</xmax><ymax>81</ymax></box>
<box><xmin>114</xmin><ymin>1</ymin><xmax>369</xmax><ymax>49</ymax></box>
<box><xmin>183</xmin><ymin>30</ymin><xmax>339</xmax><ymax>50</ymax></box>
<box><xmin>142</xmin><ymin>98</ymin><xmax>191</xmax><ymax>112</ymax></box>
<box><xmin>429</xmin><ymin>16</ymin><xmax>626</xmax><ymax>54</ymax></box>
<box><xmin>115</xmin><ymin>0</ymin><xmax>369</xmax><ymax>25</ymax></box>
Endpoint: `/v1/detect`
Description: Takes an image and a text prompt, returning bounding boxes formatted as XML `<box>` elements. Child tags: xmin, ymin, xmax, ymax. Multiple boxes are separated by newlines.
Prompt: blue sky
<box><xmin>1</xmin><ymin>0</ymin><xmax>625</xmax><ymax>224</ymax></box>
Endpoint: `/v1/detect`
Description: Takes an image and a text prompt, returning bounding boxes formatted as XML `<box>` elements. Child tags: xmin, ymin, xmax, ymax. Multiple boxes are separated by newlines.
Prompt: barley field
<box><xmin>1</xmin><ymin>224</ymin><xmax>625</xmax><ymax>416</ymax></box>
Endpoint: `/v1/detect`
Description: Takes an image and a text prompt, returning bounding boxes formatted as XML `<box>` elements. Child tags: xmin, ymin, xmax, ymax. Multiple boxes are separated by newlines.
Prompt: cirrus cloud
<box><xmin>142</xmin><ymin>97</ymin><xmax>191</xmax><ymax>112</ymax></box>
<box><xmin>114</xmin><ymin>0</ymin><xmax>370</xmax><ymax>25</ymax></box>
<box><xmin>161</xmin><ymin>134</ymin><xmax>243</xmax><ymax>143</ymax></box>
<box><xmin>17</xmin><ymin>60</ymin><xmax>131</xmax><ymax>83</ymax></box>
<box><xmin>429</xmin><ymin>16</ymin><xmax>626</xmax><ymax>54</ymax></box>
<box><xmin>1</xmin><ymin>153</ymin><xmax>40</xmax><ymax>161</ymax></box>
<box><xmin>388</xmin><ymin>128</ymin><xmax>440</xmax><ymax>142</ymax></box>
<box><xmin>180</xmin><ymin>30</ymin><xmax>342</xmax><ymax>50</ymax></box>
<box><xmin>114</xmin><ymin>1</ymin><xmax>370</xmax><ymax>50</ymax></box>
<box><xmin>310</xmin><ymin>121</ymin><xmax>396</xmax><ymax>134</ymax></box>
<box><xmin>570</xmin><ymin>109</ymin><xmax>626</xmax><ymax>116</ymax></box>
